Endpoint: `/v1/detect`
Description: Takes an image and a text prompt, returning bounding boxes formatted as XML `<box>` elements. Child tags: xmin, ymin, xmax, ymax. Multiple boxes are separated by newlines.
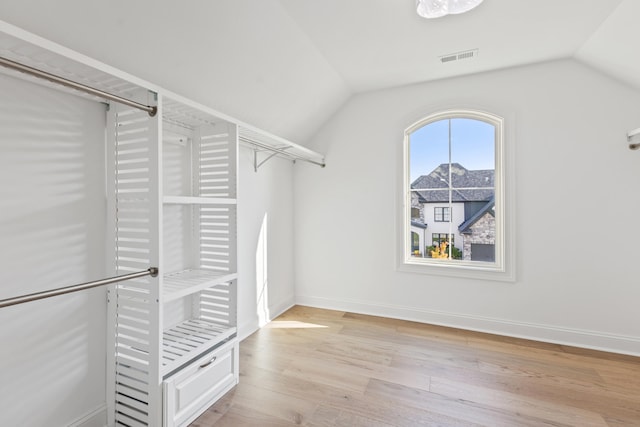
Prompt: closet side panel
<box><xmin>198</xmin><ymin>124</ymin><xmax>237</xmax><ymax>276</ymax></box>
<box><xmin>106</xmin><ymin>101</ymin><xmax>161</xmax><ymax>427</ymax></box>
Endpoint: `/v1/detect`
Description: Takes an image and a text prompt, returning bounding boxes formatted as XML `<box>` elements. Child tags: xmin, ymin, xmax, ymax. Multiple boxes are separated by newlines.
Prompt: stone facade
<box><xmin>462</xmin><ymin>212</ymin><xmax>495</xmax><ymax>261</ymax></box>
<box><xmin>410</xmin><ymin>192</ymin><xmax>424</xmax><ymax>221</ymax></box>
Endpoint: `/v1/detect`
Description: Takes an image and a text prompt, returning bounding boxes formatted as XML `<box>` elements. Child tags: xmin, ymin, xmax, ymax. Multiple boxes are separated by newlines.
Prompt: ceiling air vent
<box><xmin>439</xmin><ymin>49</ymin><xmax>478</xmax><ymax>64</ymax></box>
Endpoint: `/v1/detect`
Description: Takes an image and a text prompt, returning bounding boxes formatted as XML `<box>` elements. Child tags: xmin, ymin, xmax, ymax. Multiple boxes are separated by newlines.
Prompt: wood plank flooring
<box><xmin>191</xmin><ymin>306</ymin><xmax>640</xmax><ymax>426</ymax></box>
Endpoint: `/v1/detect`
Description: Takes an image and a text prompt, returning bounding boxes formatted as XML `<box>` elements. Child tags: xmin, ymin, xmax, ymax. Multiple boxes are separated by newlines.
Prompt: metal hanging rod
<box><xmin>0</xmin><ymin>56</ymin><xmax>157</xmax><ymax>117</ymax></box>
<box><xmin>0</xmin><ymin>267</ymin><xmax>159</xmax><ymax>309</ymax></box>
<box><xmin>239</xmin><ymin>135</ymin><xmax>326</xmax><ymax>169</ymax></box>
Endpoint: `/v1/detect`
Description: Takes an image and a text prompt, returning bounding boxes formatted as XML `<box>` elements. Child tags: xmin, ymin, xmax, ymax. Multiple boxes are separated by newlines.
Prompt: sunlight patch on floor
<box><xmin>264</xmin><ymin>320</ymin><xmax>328</xmax><ymax>329</ymax></box>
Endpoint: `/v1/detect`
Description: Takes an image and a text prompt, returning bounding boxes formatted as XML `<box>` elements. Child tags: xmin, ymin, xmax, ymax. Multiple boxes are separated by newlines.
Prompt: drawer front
<box><xmin>164</xmin><ymin>340</ymin><xmax>238</xmax><ymax>427</ymax></box>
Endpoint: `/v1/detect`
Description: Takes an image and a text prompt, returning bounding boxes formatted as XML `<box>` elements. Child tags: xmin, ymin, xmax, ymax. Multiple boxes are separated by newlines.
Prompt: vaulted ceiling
<box><xmin>0</xmin><ymin>0</ymin><xmax>637</xmax><ymax>143</ymax></box>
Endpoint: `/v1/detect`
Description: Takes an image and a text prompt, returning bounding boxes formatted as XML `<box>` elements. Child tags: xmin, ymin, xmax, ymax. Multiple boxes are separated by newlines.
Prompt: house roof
<box><xmin>458</xmin><ymin>197</ymin><xmax>495</xmax><ymax>234</ymax></box>
<box><xmin>411</xmin><ymin>163</ymin><xmax>494</xmax><ymax>203</ymax></box>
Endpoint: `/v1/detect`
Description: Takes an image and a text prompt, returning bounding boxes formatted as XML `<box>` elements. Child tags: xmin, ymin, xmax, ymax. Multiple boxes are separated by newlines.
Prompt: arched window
<box><xmin>401</xmin><ymin>109</ymin><xmax>511</xmax><ymax>278</ymax></box>
<box><xmin>411</xmin><ymin>232</ymin><xmax>420</xmax><ymax>252</ymax></box>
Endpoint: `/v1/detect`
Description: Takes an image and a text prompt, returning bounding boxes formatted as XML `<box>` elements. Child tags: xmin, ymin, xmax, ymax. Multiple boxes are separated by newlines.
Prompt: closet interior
<box><xmin>0</xmin><ymin>20</ymin><xmax>324</xmax><ymax>427</ymax></box>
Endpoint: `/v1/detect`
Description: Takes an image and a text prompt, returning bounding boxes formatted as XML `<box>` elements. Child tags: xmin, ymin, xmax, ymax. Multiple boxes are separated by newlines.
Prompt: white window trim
<box><xmin>434</xmin><ymin>206</ymin><xmax>450</xmax><ymax>222</ymax></box>
<box><xmin>397</xmin><ymin>109</ymin><xmax>516</xmax><ymax>282</ymax></box>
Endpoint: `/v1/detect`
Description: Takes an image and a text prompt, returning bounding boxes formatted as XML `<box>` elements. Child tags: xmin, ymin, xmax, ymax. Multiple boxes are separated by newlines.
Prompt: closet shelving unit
<box><xmin>105</xmin><ymin>87</ymin><xmax>241</xmax><ymax>426</ymax></box>
<box><xmin>0</xmin><ymin>20</ymin><xmax>325</xmax><ymax>427</ymax></box>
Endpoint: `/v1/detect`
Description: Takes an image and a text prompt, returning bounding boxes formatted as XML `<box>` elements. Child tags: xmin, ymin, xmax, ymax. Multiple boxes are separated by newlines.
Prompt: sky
<box><xmin>409</xmin><ymin>118</ymin><xmax>495</xmax><ymax>182</ymax></box>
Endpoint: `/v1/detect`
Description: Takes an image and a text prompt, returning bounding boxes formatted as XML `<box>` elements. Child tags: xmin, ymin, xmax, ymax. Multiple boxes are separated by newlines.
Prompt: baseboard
<box><xmin>238</xmin><ymin>296</ymin><xmax>296</xmax><ymax>341</ymax></box>
<box><xmin>67</xmin><ymin>403</ymin><xmax>107</xmax><ymax>427</ymax></box>
<box><xmin>269</xmin><ymin>296</ymin><xmax>296</xmax><ymax>322</ymax></box>
<box><xmin>238</xmin><ymin>315</ymin><xmax>260</xmax><ymax>341</ymax></box>
<box><xmin>296</xmin><ymin>295</ymin><xmax>640</xmax><ymax>357</ymax></box>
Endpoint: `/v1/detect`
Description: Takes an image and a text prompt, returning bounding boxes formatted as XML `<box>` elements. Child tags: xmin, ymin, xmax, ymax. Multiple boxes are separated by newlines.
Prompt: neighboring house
<box><xmin>411</xmin><ymin>163</ymin><xmax>495</xmax><ymax>261</ymax></box>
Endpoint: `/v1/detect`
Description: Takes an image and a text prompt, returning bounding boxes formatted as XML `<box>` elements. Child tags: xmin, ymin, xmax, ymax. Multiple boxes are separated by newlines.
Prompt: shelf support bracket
<box><xmin>253</xmin><ymin>146</ymin><xmax>292</xmax><ymax>172</ymax></box>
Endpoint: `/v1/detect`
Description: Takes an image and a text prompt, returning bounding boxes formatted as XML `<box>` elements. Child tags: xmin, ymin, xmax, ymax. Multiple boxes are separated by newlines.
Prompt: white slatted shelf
<box><xmin>163</xmin><ymin>195</ymin><xmax>237</xmax><ymax>205</ymax></box>
<box><xmin>0</xmin><ymin>24</ymin><xmax>149</xmax><ymax>106</ymax></box>
<box><xmin>161</xmin><ymin>318</ymin><xmax>236</xmax><ymax>376</ymax></box>
<box><xmin>239</xmin><ymin>124</ymin><xmax>325</xmax><ymax>167</ymax></box>
<box><xmin>163</xmin><ymin>268</ymin><xmax>237</xmax><ymax>303</ymax></box>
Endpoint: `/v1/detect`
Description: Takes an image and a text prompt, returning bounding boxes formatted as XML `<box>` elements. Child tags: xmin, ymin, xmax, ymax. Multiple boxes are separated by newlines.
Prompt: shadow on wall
<box><xmin>0</xmin><ymin>74</ymin><xmax>107</xmax><ymax>426</ymax></box>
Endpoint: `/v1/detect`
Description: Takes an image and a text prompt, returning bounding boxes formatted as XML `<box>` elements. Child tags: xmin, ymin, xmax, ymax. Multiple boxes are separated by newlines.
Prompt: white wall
<box><xmin>0</xmin><ymin>75</ymin><xmax>108</xmax><ymax>426</ymax></box>
<box><xmin>294</xmin><ymin>59</ymin><xmax>640</xmax><ymax>355</ymax></box>
<box><xmin>423</xmin><ymin>202</ymin><xmax>465</xmax><ymax>251</ymax></box>
<box><xmin>237</xmin><ymin>147</ymin><xmax>296</xmax><ymax>339</ymax></box>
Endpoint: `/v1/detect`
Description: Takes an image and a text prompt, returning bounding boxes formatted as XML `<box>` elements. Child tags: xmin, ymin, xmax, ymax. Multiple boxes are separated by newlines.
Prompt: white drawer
<box><xmin>163</xmin><ymin>340</ymin><xmax>239</xmax><ymax>427</ymax></box>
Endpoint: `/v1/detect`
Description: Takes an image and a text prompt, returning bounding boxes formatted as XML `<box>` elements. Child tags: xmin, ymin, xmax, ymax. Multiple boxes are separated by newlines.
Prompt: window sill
<box><xmin>398</xmin><ymin>258</ymin><xmax>515</xmax><ymax>282</ymax></box>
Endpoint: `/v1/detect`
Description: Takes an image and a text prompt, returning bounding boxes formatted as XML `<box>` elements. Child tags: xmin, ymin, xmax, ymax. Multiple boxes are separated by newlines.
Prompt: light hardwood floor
<box><xmin>191</xmin><ymin>306</ymin><xmax>640</xmax><ymax>427</ymax></box>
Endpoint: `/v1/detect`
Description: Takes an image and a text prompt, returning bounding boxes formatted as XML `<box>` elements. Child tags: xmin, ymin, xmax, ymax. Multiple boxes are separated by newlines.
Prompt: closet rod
<box><xmin>239</xmin><ymin>136</ymin><xmax>326</xmax><ymax>168</ymax></box>
<box><xmin>0</xmin><ymin>267</ymin><xmax>158</xmax><ymax>309</ymax></box>
<box><xmin>0</xmin><ymin>56</ymin><xmax>157</xmax><ymax>117</ymax></box>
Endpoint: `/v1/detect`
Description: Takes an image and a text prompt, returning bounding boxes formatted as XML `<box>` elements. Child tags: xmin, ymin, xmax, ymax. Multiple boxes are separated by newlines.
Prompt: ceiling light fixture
<box><xmin>416</xmin><ymin>0</ymin><xmax>484</xmax><ymax>19</ymax></box>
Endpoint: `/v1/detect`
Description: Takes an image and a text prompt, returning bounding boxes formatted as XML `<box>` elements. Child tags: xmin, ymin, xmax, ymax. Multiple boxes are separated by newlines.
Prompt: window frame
<box><xmin>399</xmin><ymin>109</ymin><xmax>515</xmax><ymax>282</ymax></box>
<box><xmin>434</xmin><ymin>207</ymin><xmax>450</xmax><ymax>222</ymax></box>
<box><xmin>432</xmin><ymin>233</ymin><xmax>453</xmax><ymax>245</ymax></box>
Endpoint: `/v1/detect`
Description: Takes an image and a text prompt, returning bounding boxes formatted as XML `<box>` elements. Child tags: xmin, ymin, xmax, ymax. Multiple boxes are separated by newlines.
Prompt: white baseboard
<box><xmin>67</xmin><ymin>404</ymin><xmax>107</xmax><ymax>427</ymax></box>
<box><xmin>269</xmin><ymin>296</ymin><xmax>296</xmax><ymax>322</ymax></box>
<box><xmin>238</xmin><ymin>297</ymin><xmax>296</xmax><ymax>342</ymax></box>
<box><xmin>296</xmin><ymin>295</ymin><xmax>640</xmax><ymax>357</ymax></box>
<box><xmin>238</xmin><ymin>315</ymin><xmax>260</xmax><ymax>341</ymax></box>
